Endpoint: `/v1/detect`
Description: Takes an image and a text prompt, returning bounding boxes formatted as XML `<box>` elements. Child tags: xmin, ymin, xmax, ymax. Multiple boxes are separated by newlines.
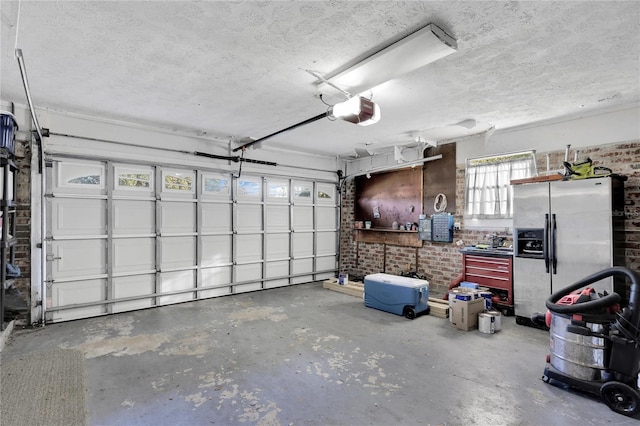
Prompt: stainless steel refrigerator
<box><xmin>512</xmin><ymin>176</ymin><xmax>625</xmax><ymax>325</ymax></box>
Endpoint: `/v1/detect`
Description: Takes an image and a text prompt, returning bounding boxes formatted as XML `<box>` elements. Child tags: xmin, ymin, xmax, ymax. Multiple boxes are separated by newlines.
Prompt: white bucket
<box><xmin>479</xmin><ymin>312</ymin><xmax>495</xmax><ymax>334</ymax></box>
<box><xmin>338</xmin><ymin>274</ymin><xmax>349</xmax><ymax>285</ymax></box>
<box><xmin>487</xmin><ymin>310</ymin><xmax>502</xmax><ymax>331</ymax></box>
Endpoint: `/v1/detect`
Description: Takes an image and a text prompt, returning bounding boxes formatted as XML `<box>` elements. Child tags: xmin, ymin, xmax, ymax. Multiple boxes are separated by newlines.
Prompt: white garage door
<box><xmin>45</xmin><ymin>159</ymin><xmax>337</xmax><ymax>322</ymax></box>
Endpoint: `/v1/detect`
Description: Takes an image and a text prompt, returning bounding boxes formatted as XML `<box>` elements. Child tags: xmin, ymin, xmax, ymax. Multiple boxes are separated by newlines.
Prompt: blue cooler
<box><xmin>364</xmin><ymin>273</ymin><xmax>430</xmax><ymax>319</ymax></box>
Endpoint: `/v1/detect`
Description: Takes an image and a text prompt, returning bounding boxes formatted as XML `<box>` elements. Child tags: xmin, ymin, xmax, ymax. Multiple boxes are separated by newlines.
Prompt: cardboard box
<box><xmin>451</xmin><ymin>298</ymin><xmax>485</xmax><ymax>331</ymax></box>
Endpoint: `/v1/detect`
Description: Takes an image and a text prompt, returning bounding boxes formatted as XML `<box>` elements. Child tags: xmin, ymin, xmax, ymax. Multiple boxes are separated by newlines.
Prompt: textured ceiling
<box><xmin>1</xmin><ymin>1</ymin><xmax>639</xmax><ymax>158</ymax></box>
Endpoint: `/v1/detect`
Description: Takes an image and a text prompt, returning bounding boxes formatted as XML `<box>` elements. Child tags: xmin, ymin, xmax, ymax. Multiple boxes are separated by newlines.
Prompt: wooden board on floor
<box><xmin>323</xmin><ymin>278</ymin><xmax>364</xmax><ymax>298</ymax></box>
<box><xmin>428</xmin><ymin>297</ymin><xmax>449</xmax><ymax>318</ymax></box>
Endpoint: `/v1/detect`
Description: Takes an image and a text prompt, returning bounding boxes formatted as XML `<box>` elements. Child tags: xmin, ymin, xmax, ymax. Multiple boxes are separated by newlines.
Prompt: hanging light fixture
<box><xmin>327</xmin><ymin>96</ymin><xmax>381</xmax><ymax>126</ymax></box>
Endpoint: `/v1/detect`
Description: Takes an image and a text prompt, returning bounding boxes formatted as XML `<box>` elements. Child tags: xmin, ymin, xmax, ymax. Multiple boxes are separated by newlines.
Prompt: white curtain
<box><xmin>465</xmin><ymin>152</ymin><xmax>536</xmax><ymax>218</ymax></box>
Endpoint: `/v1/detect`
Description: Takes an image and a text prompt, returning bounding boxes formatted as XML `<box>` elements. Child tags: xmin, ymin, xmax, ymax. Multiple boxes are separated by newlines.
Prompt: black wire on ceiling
<box><xmin>318</xmin><ymin>94</ymin><xmax>332</xmax><ymax>106</ymax></box>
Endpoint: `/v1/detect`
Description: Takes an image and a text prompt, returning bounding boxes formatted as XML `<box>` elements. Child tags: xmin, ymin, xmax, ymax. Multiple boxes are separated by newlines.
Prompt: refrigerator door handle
<box><xmin>544</xmin><ymin>214</ymin><xmax>550</xmax><ymax>273</ymax></box>
<box><xmin>552</xmin><ymin>213</ymin><xmax>558</xmax><ymax>274</ymax></box>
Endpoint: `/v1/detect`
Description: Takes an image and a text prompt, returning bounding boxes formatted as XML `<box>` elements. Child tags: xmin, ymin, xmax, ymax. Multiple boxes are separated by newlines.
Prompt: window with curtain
<box><xmin>465</xmin><ymin>151</ymin><xmax>537</xmax><ymax>218</ymax></box>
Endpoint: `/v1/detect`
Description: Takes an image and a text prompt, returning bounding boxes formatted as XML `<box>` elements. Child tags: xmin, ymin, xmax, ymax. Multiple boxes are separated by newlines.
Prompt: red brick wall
<box><xmin>570</xmin><ymin>141</ymin><xmax>640</xmax><ymax>272</ymax></box>
<box><xmin>339</xmin><ymin>140</ymin><xmax>640</xmax><ymax>293</ymax></box>
<box><xmin>13</xmin><ymin>141</ymin><xmax>31</xmax><ymax>296</ymax></box>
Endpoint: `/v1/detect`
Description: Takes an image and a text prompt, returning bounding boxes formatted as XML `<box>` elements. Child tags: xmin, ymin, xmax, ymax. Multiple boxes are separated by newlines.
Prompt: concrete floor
<box><xmin>2</xmin><ymin>281</ymin><xmax>640</xmax><ymax>426</ymax></box>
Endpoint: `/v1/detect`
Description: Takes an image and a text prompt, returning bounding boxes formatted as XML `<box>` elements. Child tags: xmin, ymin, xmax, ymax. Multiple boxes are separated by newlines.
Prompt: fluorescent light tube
<box><xmin>317</xmin><ymin>23</ymin><xmax>457</xmax><ymax>96</ymax></box>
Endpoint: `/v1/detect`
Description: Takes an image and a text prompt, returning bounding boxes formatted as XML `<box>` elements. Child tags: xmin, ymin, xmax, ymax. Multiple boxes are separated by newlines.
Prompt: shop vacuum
<box><xmin>539</xmin><ymin>266</ymin><xmax>640</xmax><ymax>417</ymax></box>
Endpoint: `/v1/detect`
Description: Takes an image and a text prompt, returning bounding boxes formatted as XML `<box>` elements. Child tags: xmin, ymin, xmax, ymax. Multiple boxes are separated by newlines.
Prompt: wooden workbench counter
<box><xmin>353</xmin><ymin>228</ymin><xmax>423</xmax><ymax>248</ymax></box>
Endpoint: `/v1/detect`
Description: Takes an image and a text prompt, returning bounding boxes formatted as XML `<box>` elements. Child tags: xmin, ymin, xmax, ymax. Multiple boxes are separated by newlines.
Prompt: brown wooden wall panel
<box><xmin>354</xmin><ymin>167</ymin><xmax>422</xmax><ymax>229</ymax></box>
<box><xmin>423</xmin><ymin>143</ymin><xmax>456</xmax><ymax>215</ymax></box>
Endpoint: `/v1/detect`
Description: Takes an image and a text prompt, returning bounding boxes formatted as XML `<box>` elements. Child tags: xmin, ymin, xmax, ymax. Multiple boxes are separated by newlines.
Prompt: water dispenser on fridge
<box><xmin>514</xmin><ymin>228</ymin><xmax>545</xmax><ymax>259</ymax></box>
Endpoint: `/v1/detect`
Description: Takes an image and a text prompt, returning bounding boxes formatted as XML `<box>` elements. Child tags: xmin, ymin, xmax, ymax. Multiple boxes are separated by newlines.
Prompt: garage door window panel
<box><xmin>114</xmin><ymin>165</ymin><xmax>154</xmax><ymax>193</ymax></box>
<box><xmin>54</xmin><ymin>160</ymin><xmax>106</xmax><ymax>196</ymax></box>
<box><xmin>161</xmin><ymin>169</ymin><xmax>195</xmax><ymax>196</ymax></box>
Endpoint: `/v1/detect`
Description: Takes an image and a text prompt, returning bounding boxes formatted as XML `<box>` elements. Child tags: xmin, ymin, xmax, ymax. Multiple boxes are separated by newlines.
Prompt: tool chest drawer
<box><xmin>462</xmin><ymin>254</ymin><xmax>513</xmax><ymax>309</ymax></box>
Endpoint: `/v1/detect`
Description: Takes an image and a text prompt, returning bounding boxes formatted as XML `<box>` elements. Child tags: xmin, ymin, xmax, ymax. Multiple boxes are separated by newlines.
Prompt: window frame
<box><xmin>464</xmin><ymin>150</ymin><xmax>537</xmax><ymax>219</ymax></box>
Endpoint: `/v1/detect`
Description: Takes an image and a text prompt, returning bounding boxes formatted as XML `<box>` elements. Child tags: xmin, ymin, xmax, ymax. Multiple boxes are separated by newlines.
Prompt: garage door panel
<box><xmin>199</xmin><ymin>286</ymin><xmax>231</xmax><ymax>298</ymax></box>
<box><xmin>50</xmin><ymin>279</ymin><xmax>106</xmax><ymax>322</ymax></box>
<box><xmin>316</xmin><ymin>255</ymin><xmax>336</xmax><ymax>272</ymax></box>
<box><xmin>236</xmin><ymin>263</ymin><xmax>262</xmax><ymax>282</ymax></box>
<box><xmin>159</xmin><ymin>201</ymin><xmax>196</xmax><ymax>234</ymax></box>
<box><xmin>201</xmin><ymin>266</ymin><xmax>232</xmax><ymax>288</ymax></box>
<box><xmin>159</xmin><ymin>236</ymin><xmax>196</xmax><ymax>269</ymax></box>
<box><xmin>265</xmin><ymin>234</ymin><xmax>289</xmax><ymax>260</ymax></box>
<box><xmin>45</xmin><ymin>159</ymin><xmax>338</xmax><ymax>322</ymax></box>
<box><xmin>292</xmin><ymin>206</ymin><xmax>313</xmax><ymax>230</ymax></box>
<box><xmin>112</xmin><ymin>274</ymin><xmax>155</xmax><ymax>313</ymax></box>
<box><xmin>264</xmin><ymin>278</ymin><xmax>289</xmax><ymax>289</ymax></box>
<box><xmin>292</xmin><ymin>258</ymin><xmax>313</xmax><ymax>284</ymax></box>
<box><xmin>51</xmin><ymin>240</ymin><xmax>107</xmax><ymax>279</ymax></box>
<box><xmin>50</xmin><ymin>198</ymin><xmax>106</xmax><ymax>237</ymax></box>
<box><xmin>201</xmin><ymin>203</ymin><xmax>232</xmax><ymax>233</ymax></box>
<box><xmin>266</xmin><ymin>260</ymin><xmax>289</xmax><ymax>278</ymax></box>
<box><xmin>237</xmin><ymin>204</ymin><xmax>263</xmax><ymax>232</ymax></box>
<box><xmin>266</xmin><ymin>205</ymin><xmax>289</xmax><ymax>231</ymax></box>
<box><xmin>292</xmin><ymin>233</ymin><xmax>314</xmax><ymax>257</ymax></box>
<box><xmin>201</xmin><ymin>235</ymin><xmax>232</xmax><ymax>266</ymax></box>
<box><xmin>158</xmin><ymin>270</ymin><xmax>195</xmax><ymax>305</ymax></box>
<box><xmin>316</xmin><ymin>206</ymin><xmax>336</xmax><ymax>230</ymax></box>
<box><xmin>113</xmin><ymin>200</ymin><xmax>155</xmax><ymax>235</ymax></box>
<box><xmin>316</xmin><ymin>232</ymin><xmax>336</xmax><ymax>256</ymax></box>
<box><xmin>113</xmin><ymin>238</ymin><xmax>155</xmax><ymax>273</ymax></box>
<box><xmin>51</xmin><ymin>305</ymin><xmax>107</xmax><ymax>322</ymax></box>
<box><xmin>236</xmin><ymin>235</ymin><xmax>262</xmax><ymax>263</ymax></box>
<box><xmin>235</xmin><ymin>281</ymin><xmax>263</xmax><ymax>293</ymax></box>
<box><xmin>51</xmin><ymin>279</ymin><xmax>106</xmax><ymax>307</ymax></box>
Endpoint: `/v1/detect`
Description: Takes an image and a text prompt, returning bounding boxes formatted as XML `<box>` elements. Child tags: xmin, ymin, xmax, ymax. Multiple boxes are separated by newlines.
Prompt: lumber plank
<box><xmin>428</xmin><ymin>298</ymin><xmax>450</xmax><ymax>318</ymax></box>
<box><xmin>323</xmin><ymin>279</ymin><xmax>364</xmax><ymax>298</ymax></box>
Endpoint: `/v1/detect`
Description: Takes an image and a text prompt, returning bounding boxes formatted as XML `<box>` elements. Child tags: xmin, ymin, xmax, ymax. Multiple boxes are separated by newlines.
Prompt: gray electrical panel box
<box><xmin>431</xmin><ymin>213</ymin><xmax>454</xmax><ymax>242</ymax></box>
<box><xmin>418</xmin><ymin>217</ymin><xmax>431</xmax><ymax>241</ymax></box>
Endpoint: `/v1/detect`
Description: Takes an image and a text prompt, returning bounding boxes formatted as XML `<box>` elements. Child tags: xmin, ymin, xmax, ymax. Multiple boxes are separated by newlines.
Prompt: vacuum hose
<box><xmin>546</xmin><ymin>267</ymin><xmax>640</xmax><ymax>330</ymax></box>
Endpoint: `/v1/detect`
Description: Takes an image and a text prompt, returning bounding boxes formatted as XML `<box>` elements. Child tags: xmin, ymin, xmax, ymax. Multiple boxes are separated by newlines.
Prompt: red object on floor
<box><xmin>444</xmin><ymin>273</ymin><xmax>464</xmax><ymax>300</ymax></box>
